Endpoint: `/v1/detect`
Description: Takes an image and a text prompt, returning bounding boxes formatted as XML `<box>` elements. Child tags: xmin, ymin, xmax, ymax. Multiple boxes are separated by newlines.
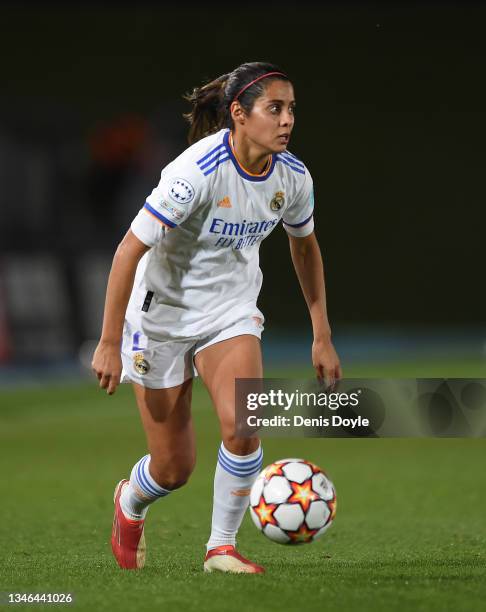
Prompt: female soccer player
<box><xmin>92</xmin><ymin>61</ymin><xmax>341</xmax><ymax>574</ymax></box>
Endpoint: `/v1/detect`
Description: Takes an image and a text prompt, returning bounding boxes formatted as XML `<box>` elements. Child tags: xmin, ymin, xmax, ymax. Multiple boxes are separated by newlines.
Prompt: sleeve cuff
<box><xmin>131</xmin><ymin>210</ymin><xmax>163</xmax><ymax>247</ymax></box>
<box><xmin>283</xmin><ymin>216</ymin><xmax>314</xmax><ymax>237</ymax></box>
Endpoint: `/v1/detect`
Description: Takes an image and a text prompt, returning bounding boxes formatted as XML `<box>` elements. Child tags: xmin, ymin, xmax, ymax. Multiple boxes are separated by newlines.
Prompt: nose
<box><xmin>280</xmin><ymin>110</ymin><xmax>294</xmax><ymax>127</ymax></box>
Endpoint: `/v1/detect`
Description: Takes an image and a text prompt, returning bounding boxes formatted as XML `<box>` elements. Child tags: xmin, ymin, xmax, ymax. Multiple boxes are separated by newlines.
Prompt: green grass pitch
<box><xmin>1</xmin><ymin>359</ymin><xmax>485</xmax><ymax>611</ymax></box>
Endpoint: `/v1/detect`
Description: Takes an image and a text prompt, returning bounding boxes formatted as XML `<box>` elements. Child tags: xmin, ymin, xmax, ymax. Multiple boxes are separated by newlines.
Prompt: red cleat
<box><xmin>111</xmin><ymin>479</ymin><xmax>146</xmax><ymax>569</ymax></box>
<box><xmin>204</xmin><ymin>545</ymin><xmax>265</xmax><ymax>574</ymax></box>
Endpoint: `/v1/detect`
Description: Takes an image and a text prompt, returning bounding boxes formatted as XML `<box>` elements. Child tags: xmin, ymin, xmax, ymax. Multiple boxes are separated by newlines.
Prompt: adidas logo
<box><xmin>230</xmin><ymin>488</ymin><xmax>251</xmax><ymax>497</ymax></box>
<box><xmin>217</xmin><ymin>196</ymin><xmax>232</xmax><ymax>208</ymax></box>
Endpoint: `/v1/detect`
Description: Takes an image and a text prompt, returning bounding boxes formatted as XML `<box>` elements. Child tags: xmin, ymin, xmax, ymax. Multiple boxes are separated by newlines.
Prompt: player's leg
<box><xmin>121</xmin><ymin>379</ymin><xmax>196</xmax><ymax>516</ymax></box>
<box><xmin>195</xmin><ymin>334</ymin><xmax>265</xmax><ymax>573</ymax></box>
<box><xmin>112</xmin><ymin>379</ymin><xmax>196</xmax><ymax>569</ymax></box>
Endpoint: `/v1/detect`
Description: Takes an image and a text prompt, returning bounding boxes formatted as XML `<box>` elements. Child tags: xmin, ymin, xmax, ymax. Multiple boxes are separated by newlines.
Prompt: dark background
<box><xmin>0</xmin><ymin>1</ymin><xmax>484</xmax><ymax>363</ymax></box>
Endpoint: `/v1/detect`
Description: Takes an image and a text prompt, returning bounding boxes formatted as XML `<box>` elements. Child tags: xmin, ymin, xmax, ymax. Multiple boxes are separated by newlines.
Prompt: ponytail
<box><xmin>183</xmin><ymin>73</ymin><xmax>229</xmax><ymax>145</ymax></box>
<box><xmin>183</xmin><ymin>62</ymin><xmax>290</xmax><ymax>145</ymax></box>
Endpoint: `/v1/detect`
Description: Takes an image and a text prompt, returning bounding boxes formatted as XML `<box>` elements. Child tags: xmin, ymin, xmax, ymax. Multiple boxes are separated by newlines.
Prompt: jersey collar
<box><xmin>223</xmin><ymin>130</ymin><xmax>276</xmax><ymax>182</ymax></box>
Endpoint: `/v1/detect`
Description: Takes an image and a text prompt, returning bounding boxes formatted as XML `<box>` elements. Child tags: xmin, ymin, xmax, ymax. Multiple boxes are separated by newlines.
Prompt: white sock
<box><xmin>119</xmin><ymin>454</ymin><xmax>171</xmax><ymax>520</ymax></box>
<box><xmin>206</xmin><ymin>442</ymin><xmax>263</xmax><ymax>551</ymax></box>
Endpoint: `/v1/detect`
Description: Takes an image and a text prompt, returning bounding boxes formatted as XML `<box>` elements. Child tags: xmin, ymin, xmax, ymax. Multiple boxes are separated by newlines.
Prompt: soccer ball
<box><xmin>249</xmin><ymin>458</ymin><xmax>336</xmax><ymax>544</ymax></box>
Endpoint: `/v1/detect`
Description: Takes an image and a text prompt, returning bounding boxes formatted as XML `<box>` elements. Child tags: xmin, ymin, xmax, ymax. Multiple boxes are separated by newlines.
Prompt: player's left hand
<box><xmin>312</xmin><ymin>337</ymin><xmax>342</xmax><ymax>389</ymax></box>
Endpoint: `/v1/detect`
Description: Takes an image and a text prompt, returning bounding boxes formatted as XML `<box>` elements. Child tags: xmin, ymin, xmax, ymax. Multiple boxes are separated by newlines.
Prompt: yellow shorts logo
<box><xmin>133</xmin><ymin>353</ymin><xmax>150</xmax><ymax>375</ymax></box>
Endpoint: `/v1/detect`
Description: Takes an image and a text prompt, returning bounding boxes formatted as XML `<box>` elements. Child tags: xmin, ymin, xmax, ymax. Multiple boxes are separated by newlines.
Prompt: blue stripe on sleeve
<box><xmin>198</xmin><ymin>147</ymin><xmax>228</xmax><ymax>170</ymax></box>
<box><xmin>197</xmin><ymin>143</ymin><xmax>226</xmax><ymax>165</ymax></box>
<box><xmin>283</xmin><ymin>212</ymin><xmax>313</xmax><ymax>228</ymax></box>
<box><xmin>275</xmin><ymin>156</ymin><xmax>306</xmax><ymax>174</ymax></box>
<box><xmin>144</xmin><ymin>202</ymin><xmax>177</xmax><ymax>228</ymax></box>
<box><xmin>203</xmin><ymin>155</ymin><xmax>230</xmax><ymax>175</ymax></box>
<box><xmin>280</xmin><ymin>152</ymin><xmax>305</xmax><ymax>168</ymax></box>
<box><xmin>284</xmin><ymin>150</ymin><xmax>304</xmax><ymax>163</ymax></box>
<box><xmin>199</xmin><ymin>151</ymin><xmax>229</xmax><ymax>171</ymax></box>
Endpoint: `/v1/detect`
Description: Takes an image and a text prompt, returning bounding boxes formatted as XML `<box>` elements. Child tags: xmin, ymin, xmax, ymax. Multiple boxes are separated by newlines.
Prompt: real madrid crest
<box><xmin>133</xmin><ymin>352</ymin><xmax>150</xmax><ymax>375</ymax></box>
<box><xmin>270</xmin><ymin>191</ymin><xmax>285</xmax><ymax>211</ymax></box>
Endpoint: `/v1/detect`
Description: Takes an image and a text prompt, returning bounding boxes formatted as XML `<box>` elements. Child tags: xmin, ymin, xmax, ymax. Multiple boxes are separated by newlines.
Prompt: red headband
<box><xmin>232</xmin><ymin>71</ymin><xmax>288</xmax><ymax>103</ymax></box>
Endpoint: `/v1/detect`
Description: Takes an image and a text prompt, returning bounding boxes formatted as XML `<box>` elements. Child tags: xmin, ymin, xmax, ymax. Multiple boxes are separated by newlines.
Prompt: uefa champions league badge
<box><xmin>133</xmin><ymin>352</ymin><xmax>150</xmax><ymax>375</ymax></box>
<box><xmin>270</xmin><ymin>191</ymin><xmax>285</xmax><ymax>211</ymax></box>
<box><xmin>168</xmin><ymin>178</ymin><xmax>195</xmax><ymax>205</ymax></box>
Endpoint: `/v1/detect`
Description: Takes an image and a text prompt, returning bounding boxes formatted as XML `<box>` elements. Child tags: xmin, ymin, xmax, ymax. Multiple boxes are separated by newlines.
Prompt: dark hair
<box><xmin>183</xmin><ymin>62</ymin><xmax>290</xmax><ymax>144</ymax></box>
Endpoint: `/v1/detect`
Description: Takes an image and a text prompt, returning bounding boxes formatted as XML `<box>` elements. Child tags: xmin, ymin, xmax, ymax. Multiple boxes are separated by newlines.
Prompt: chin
<box><xmin>271</xmin><ymin>141</ymin><xmax>289</xmax><ymax>154</ymax></box>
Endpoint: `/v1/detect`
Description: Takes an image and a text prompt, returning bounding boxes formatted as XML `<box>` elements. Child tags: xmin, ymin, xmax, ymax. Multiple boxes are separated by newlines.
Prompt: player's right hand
<box><xmin>91</xmin><ymin>340</ymin><xmax>122</xmax><ymax>395</ymax></box>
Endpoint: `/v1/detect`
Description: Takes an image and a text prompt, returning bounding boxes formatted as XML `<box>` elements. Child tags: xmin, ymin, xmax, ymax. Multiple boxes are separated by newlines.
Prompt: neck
<box><xmin>230</xmin><ymin>131</ymin><xmax>271</xmax><ymax>175</ymax></box>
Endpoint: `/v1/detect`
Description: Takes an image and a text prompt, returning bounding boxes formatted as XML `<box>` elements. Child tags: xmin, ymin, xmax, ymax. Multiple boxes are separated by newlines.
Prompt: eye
<box><xmin>269</xmin><ymin>104</ymin><xmax>281</xmax><ymax>114</ymax></box>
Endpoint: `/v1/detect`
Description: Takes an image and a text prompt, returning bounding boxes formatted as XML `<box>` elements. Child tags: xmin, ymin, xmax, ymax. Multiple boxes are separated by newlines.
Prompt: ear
<box><xmin>230</xmin><ymin>101</ymin><xmax>246</xmax><ymax>126</ymax></box>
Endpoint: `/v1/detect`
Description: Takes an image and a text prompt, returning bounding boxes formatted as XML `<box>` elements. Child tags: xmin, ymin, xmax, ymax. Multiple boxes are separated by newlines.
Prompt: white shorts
<box><xmin>120</xmin><ymin>316</ymin><xmax>264</xmax><ymax>389</ymax></box>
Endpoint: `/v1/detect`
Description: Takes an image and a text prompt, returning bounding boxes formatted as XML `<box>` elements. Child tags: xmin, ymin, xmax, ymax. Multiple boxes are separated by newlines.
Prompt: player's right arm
<box><xmin>92</xmin><ymin>151</ymin><xmax>205</xmax><ymax>394</ymax></box>
<box><xmin>91</xmin><ymin>229</ymin><xmax>150</xmax><ymax>395</ymax></box>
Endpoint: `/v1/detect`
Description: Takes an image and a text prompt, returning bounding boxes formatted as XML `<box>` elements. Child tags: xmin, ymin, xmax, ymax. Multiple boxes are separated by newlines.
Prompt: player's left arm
<box><xmin>288</xmin><ymin>231</ymin><xmax>342</xmax><ymax>387</ymax></box>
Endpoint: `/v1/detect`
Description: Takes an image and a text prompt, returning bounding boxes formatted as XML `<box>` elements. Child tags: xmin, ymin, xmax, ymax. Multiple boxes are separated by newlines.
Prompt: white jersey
<box><xmin>127</xmin><ymin>128</ymin><xmax>315</xmax><ymax>341</ymax></box>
